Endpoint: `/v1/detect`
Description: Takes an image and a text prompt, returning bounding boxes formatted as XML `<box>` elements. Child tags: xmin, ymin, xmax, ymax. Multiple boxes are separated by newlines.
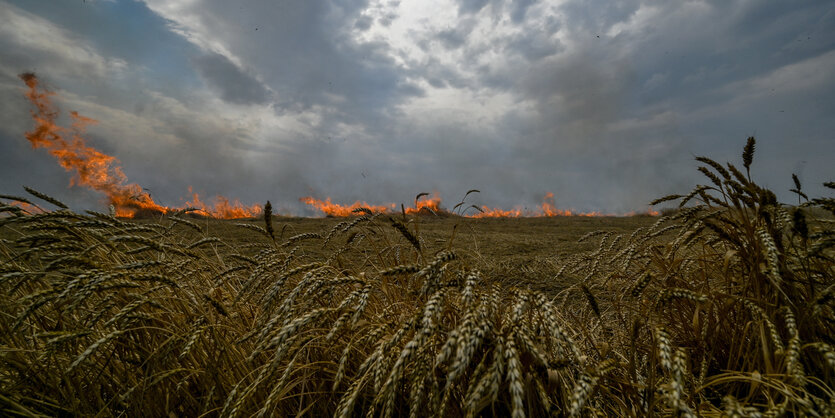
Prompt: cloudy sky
<box><xmin>0</xmin><ymin>0</ymin><xmax>833</xmax><ymax>215</ymax></box>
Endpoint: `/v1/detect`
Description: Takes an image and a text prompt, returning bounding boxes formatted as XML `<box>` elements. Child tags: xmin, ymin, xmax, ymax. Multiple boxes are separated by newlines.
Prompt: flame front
<box><xmin>471</xmin><ymin>207</ymin><xmax>524</xmax><ymax>218</ymax></box>
<box><xmin>299</xmin><ymin>196</ymin><xmax>395</xmax><ymax>217</ymax></box>
<box><xmin>406</xmin><ymin>193</ymin><xmax>442</xmax><ymax>215</ymax></box>
<box><xmin>19</xmin><ymin>73</ymin><xmax>260</xmax><ymax>219</ymax></box>
<box><xmin>540</xmin><ymin>192</ymin><xmax>602</xmax><ymax>217</ymax></box>
<box><xmin>186</xmin><ymin>188</ymin><xmax>261</xmax><ymax>219</ymax></box>
<box><xmin>472</xmin><ymin>193</ymin><xmax>602</xmax><ymax>218</ymax></box>
<box><xmin>301</xmin><ymin>192</ymin><xmax>657</xmax><ymax>218</ymax></box>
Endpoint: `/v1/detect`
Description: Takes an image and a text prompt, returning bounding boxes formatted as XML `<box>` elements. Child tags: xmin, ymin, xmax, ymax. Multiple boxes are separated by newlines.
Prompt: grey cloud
<box><xmin>354</xmin><ymin>14</ymin><xmax>373</xmax><ymax>31</ymax></box>
<box><xmin>509</xmin><ymin>0</ymin><xmax>536</xmax><ymax>23</ymax></box>
<box><xmin>558</xmin><ymin>0</ymin><xmax>642</xmax><ymax>35</ymax></box>
<box><xmin>436</xmin><ymin>28</ymin><xmax>468</xmax><ymax>50</ymax></box>
<box><xmin>432</xmin><ymin>17</ymin><xmax>479</xmax><ymax>51</ymax></box>
<box><xmin>0</xmin><ymin>2</ymin><xmax>126</xmax><ymax>83</ymax></box>
<box><xmin>191</xmin><ymin>53</ymin><xmax>270</xmax><ymax>105</ymax></box>
<box><xmin>2</xmin><ymin>0</ymin><xmax>834</xmax><ymax>215</ymax></box>
<box><xmin>504</xmin><ymin>31</ymin><xmax>563</xmax><ymax>61</ymax></box>
<box><xmin>426</xmin><ymin>77</ymin><xmax>446</xmax><ymax>89</ymax></box>
<box><xmin>521</xmin><ymin>55</ymin><xmax>635</xmax><ymax>130</ymax></box>
<box><xmin>457</xmin><ymin>0</ymin><xmax>490</xmax><ymax>15</ymax></box>
<box><xmin>197</xmin><ymin>1</ymin><xmax>421</xmax><ymax>124</ymax></box>
<box><xmin>377</xmin><ymin>12</ymin><xmax>398</xmax><ymax>27</ymax></box>
<box><xmin>406</xmin><ymin>56</ymin><xmax>471</xmax><ymax>89</ymax></box>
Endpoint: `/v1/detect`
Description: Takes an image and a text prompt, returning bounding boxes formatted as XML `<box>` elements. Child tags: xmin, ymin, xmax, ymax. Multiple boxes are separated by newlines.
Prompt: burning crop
<box><xmin>299</xmin><ymin>196</ymin><xmax>395</xmax><ymax>217</ymax></box>
<box><xmin>301</xmin><ymin>191</ymin><xmax>656</xmax><ymax>218</ymax></box>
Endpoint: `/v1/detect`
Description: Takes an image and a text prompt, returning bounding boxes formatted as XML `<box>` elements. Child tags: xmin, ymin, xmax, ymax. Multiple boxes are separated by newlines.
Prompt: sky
<box><xmin>0</xmin><ymin>0</ymin><xmax>833</xmax><ymax>216</ymax></box>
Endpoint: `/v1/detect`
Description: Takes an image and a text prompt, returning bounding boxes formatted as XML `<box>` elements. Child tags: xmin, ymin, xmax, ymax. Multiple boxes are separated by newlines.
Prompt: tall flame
<box><xmin>18</xmin><ymin>73</ymin><xmax>260</xmax><ymax>219</ymax></box>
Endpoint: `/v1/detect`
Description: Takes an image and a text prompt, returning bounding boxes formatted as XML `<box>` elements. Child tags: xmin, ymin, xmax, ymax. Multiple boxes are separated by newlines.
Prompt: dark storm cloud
<box><xmin>191</xmin><ymin>52</ymin><xmax>270</xmax><ymax>105</ymax></box>
<box><xmin>148</xmin><ymin>0</ymin><xmax>424</xmax><ymax>124</ymax></box>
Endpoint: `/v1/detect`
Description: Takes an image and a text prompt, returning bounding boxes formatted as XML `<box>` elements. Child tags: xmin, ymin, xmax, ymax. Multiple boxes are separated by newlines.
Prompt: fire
<box><xmin>471</xmin><ymin>207</ymin><xmax>524</xmax><ymax>218</ymax></box>
<box><xmin>540</xmin><ymin>192</ymin><xmax>601</xmax><ymax>217</ymax></box>
<box><xmin>625</xmin><ymin>208</ymin><xmax>661</xmax><ymax>217</ymax></box>
<box><xmin>300</xmin><ymin>192</ymin><xmax>444</xmax><ymax>217</ymax></box>
<box><xmin>405</xmin><ymin>192</ymin><xmax>442</xmax><ymax>215</ymax></box>
<box><xmin>471</xmin><ymin>193</ymin><xmax>602</xmax><ymax>218</ymax></box>
<box><xmin>299</xmin><ymin>196</ymin><xmax>395</xmax><ymax>217</ymax></box>
<box><xmin>301</xmin><ymin>192</ymin><xmax>655</xmax><ymax>218</ymax></box>
<box><xmin>19</xmin><ymin>73</ymin><xmax>260</xmax><ymax>219</ymax></box>
<box><xmin>186</xmin><ymin>188</ymin><xmax>262</xmax><ymax>219</ymax></box>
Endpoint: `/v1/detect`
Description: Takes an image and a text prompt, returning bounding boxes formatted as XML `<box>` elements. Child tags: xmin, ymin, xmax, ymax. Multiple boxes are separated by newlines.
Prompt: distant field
<box><xmin>139</xmin><ymin>214</ymin><xmax>658</xmax><ymax>292</ymax></box>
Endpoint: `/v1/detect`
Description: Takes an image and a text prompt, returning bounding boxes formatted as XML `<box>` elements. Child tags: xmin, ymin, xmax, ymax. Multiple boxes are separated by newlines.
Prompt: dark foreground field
<box><xmin>1</xmin><ymin>143</ymin><xmax>834</xmax><ymax>417</ymax></box>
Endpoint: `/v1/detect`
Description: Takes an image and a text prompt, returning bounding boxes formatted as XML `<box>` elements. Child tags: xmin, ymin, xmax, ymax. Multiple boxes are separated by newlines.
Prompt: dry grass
<box><xmin>1</xmin><ymin>138</ymin><xmax>833</xmax><ymax>416</ymax></box>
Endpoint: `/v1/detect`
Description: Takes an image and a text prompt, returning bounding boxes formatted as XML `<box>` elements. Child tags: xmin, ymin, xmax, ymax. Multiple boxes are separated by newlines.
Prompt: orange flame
<box><xmin>301</xmin><ymin>192</ymin><xmax>445</xmax><ymax>217</ymax></box>
<box><xmin>299</xmin><ymin>196</ymin><xmax>395</xmax><ymax>216</ymax></box>
<box><xmin>405</xmin><ymin>192</ymin><xmax>442</xmax><ymax>215</ymax></box>
<box><xmin>471</xmin><ymin>193</ymin><xmax>602</xmax><ymax>217</ymax></box>
<box><xmin>187</xmin><ymin>188</ymin><xmax>262</xmax><ymax>219</ymax></box>
<box><xmin>19</xmin><ymin>73</ymin><xmax>260</xmax><ymax>219</ymax></box>
<box><xmin>540</xmin><ymin>192</ymin><xmax>602</xmax><ymax>217</ymax></box>
<box><xmin>300</xmin><ymin>192</ymin><xmax>656</xmax><ymax>218</ymax></box>
<box><xmin>625</xmin><ymin>208</ymin><xmax>661</xmax><ymax>216</ymax></box>
<box><xmin>470</xmin><ymin>207</ymin><xmax>523</xmax><ymax>218</ymax></box>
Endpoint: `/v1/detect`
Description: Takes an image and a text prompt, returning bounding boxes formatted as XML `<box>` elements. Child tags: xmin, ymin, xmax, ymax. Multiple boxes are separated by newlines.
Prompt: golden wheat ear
<box><xmin>0</xmin><ymin>194</ymin><xmax>36</xmax><ymax>206</ymax></box>
<box><xmin>23</xmin><ymin>186</ymin><xmax>68</xmax><ymax>209</ymax></box>
<box><xmin>390</xmin><ymin>217</ymin><xmax>421</xmax><ymax>252</ymax></box>
<box><xmin>742</xmin><ymin>136</ymin><xmax>756</xmax><ymax>173</ymax></box>
<box><xmin>263</xmin><ymin>200</ymin><xmax>275</xmax><ymax>242</ymax></box>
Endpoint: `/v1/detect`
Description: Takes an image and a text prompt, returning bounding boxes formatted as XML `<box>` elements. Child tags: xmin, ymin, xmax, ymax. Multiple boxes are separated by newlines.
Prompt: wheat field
<box><xmin>1</xmin><ymin>138</ymin><xmax>833</xmax><ymax>417</ymax></box>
